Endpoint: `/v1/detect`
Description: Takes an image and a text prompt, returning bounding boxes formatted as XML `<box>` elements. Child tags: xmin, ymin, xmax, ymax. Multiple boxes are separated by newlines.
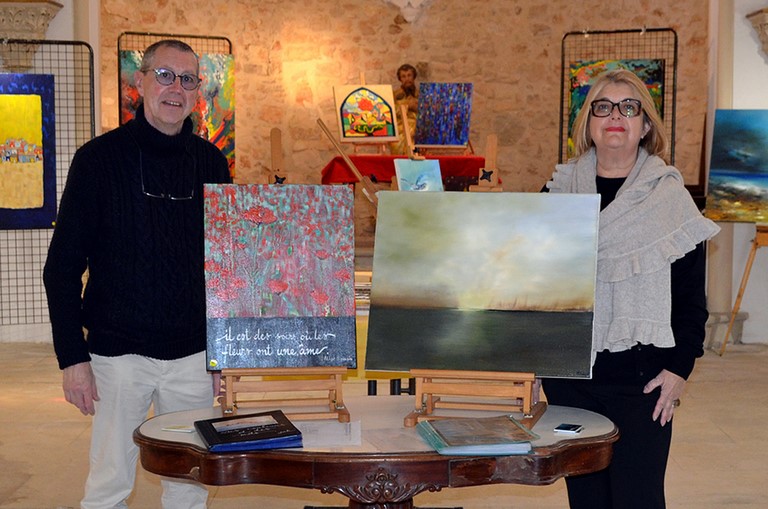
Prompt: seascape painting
<box><xmin>120</xmin><ymin>50</ymin><xmax>236</xmax><ymax>176</ymax></box>
<box><xmin>394</xmin><ymin>158</ymin><xmax>443</xmax><ymax>191</ymax></box>
<box><xmin>333</xmin><ymin>84</ymin><xmax>398</xmax><ymax>143</ymax></box>
<box><xmin>0</xmin><ymin>74</ymin><xmax>56</xmax><ymax>230</ymax></box>
<box><xmin>414</xmin><ymin>82</ymin><xmax>473</xmax><ymax>148</ymax></box>
<box><xmin>203</xmin><ymin>184</ymin><xmax>356</xmax><ymax>370</ymax></box>
<box><xmin>566</xmin><ymin>59</ymin><xmax>664</xmax><ymax>158</ymax></box>
<box><xmin>366</xmin><ymin>191</ymin><xmax>600</xmax><ymax>378</ymax></box>
<box><xmin>706</xmin><ymin>109</ymin><xmax>768</xmax><ymax>223</ymax></box>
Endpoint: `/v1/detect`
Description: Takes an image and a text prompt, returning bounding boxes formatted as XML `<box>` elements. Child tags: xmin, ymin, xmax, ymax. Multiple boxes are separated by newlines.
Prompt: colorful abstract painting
<box><xmin>0</xmin><ymin>74</ymin><xmax>56</xmax><ymax>230</ymax></box>
<box><xmin>414</xmin><ymin>82</ymin><xmax>473</xmax><ymax>148</ymax></box>
<box><xmin>706</xmin><ymin>109</ymin><xmax>768</xmax><ymax>223</ymax></box>
<box><xmin>366</xmin><ymin>191</ymin><xmax>600</xmax><ymax>378</ymax></box>
<box><xmin>333</xmin><ymin>84</ymin><xmax>398</xmax><ymax>143</ymax></box>
<box><xmin>204</xmin><ymin>184</ymin><xmax>357</xmax><ymax>370</ymax></box>
<box><xmin>394</xmin><ymin>158</ymin><xmax>443</xmax><ymax>191</ymax></box>
<box><xmin>120</xmin><ymin>50</ymin><xmax>236</xmax><ymax>176</ymax></box>
<box><xmin>567</xmin><ymin>59</ymin><xmax>664</xmax><ymax>158</ymax></box>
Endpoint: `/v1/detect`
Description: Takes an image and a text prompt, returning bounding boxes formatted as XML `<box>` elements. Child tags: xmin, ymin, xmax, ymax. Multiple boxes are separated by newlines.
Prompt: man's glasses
<box><xmin>139</xmin><ymin>149</ymin><xmax>195</xmax><ymax>201</ymax></box>
<box><xmin>590</xmin><ymin>98</ymin><xmax>643</xmax><ymax>118</ymax></box>
<box><xmin>143</xmin><ymin>68</ymin><xmax>201</xmax><ymax>91</ymax></box>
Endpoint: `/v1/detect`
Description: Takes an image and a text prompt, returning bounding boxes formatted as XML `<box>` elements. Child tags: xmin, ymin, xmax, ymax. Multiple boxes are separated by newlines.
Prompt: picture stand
<box><xmin>269</xmin><ymin>127</ymin><xmax>287</xmax><ymax>184</ymax></box>
<box><xmin>317</xmin><ymin>117</ymin><xmax>380</xmax><ymax>212</ymax></box>
<box><xmin>719</xmin><ymin>225</ymin><xmax>768</xmax><ymax>355</ymax></box>
<box><xmin>219</xmin><ymin>367</ymin><xmax>350</xmax><ymax>422</ymax></box>
<box><xmin>402</xmin><ymin>369</ymin><xmax>547</xmax><ymax>428</ymax></box>
<box><xmin>469</xmin><ymin>134</ymin><xmax>502</xmax><ymax>192</ymax></box>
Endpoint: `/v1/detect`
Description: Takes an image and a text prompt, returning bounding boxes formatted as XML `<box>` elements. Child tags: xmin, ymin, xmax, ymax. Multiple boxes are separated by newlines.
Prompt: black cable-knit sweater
<box><xmin>44</xmin><ymin>106</ymin><xmax>231</xmax><ymax>370</ymax></box>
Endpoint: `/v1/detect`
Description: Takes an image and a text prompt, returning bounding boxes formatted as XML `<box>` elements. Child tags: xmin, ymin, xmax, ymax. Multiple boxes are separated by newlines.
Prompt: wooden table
<box><xmin>134</xmin><ymin>395</ymin><xmax>617</xmax><ymax>509</ymax></box>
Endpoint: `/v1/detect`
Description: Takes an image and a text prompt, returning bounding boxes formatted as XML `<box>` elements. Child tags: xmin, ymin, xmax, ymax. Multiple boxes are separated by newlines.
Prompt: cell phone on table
<box><xmin>553</xmin><ymin>423</ymin><xmax>584</xmax><ymax>434</ymax></box>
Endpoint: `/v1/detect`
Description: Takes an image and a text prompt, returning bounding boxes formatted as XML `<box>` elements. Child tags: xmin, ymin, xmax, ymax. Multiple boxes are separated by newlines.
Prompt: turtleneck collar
<box><xmin>126</xmin><ymin>104</ymin><xmax>194</xmax><ymax>156</ymax></box>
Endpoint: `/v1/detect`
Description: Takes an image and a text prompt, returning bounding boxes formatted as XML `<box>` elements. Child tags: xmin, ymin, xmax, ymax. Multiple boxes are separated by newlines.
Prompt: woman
<box><xmin>542</xmin><ymin>69</ymin><xmax>719</xmax><ymax>509</ymax></box>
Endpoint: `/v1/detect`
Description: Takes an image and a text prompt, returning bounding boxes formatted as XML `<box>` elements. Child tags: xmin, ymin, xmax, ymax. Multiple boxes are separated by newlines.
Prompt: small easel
<box><xmin>269</xmin><ymin>127</ymin><xmax>287</xmax><ymax>184</ymax></box>
<box><xmin>719</xmin><ymin>225</ymin><xmax>768</xmax><ymax>355</ymax></box>
<box><xmin>219</xmin><ymin>367</ymin><xmax>350</xmax><ymax>422</ymax></box>
<box><xmin>403</xmin><ymin>369</ymin><xmax>547</xmax><ymax>429</ymax></box>
<box><xmin>469</xmin><ymin>134</ymin><xmax>502</xmax><ymax>192</ymax></box>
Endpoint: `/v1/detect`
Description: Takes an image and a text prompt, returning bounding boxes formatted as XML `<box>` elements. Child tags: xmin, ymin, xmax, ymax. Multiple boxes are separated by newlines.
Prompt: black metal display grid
<box><xmin>559</xmin><ymin>28</ymin><xmax>678</xmax><ymax>164</ymax></box>
<box><xmin>117</xmin><ymin>32</ymin><xmax>232</xmax><ymax>120</ymax></box>
<box><xmin>0</xmin><ymin>39</ymin><xmax>95</xmax><ymax>326</ymax></box>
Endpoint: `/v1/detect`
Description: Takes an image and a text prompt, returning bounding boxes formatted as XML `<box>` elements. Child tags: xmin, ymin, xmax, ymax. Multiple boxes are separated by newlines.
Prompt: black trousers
<box><xmin>542</xmin><ymin>345</ymin><xmax>673</xmax><ymax>509</ymax></box>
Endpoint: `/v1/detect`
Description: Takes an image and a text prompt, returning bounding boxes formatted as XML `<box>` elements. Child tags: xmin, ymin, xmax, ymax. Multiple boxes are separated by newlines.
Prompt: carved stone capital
<box><xmin>748</xmin><ymin>7</ymin><xmax>768</xmax><ymax>59</ymax></box>
<box><xmin>0</xmin><ymin>0</ymin><xmax>63</xmax><ymax>71</ymax></box>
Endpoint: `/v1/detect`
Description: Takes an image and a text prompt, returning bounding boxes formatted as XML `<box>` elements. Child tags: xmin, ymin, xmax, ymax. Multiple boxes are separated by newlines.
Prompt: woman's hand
<box><xmin>643</xmin><ymin>369</ymin><xmax>685</xmax><ymax>426</ymax></box>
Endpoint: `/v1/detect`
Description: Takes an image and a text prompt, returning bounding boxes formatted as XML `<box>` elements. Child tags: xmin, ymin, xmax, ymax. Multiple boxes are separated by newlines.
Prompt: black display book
<box><xmin>194</xmin><ymin>409</ymin><xmax>303</xmax><ymax>452</ymax></box>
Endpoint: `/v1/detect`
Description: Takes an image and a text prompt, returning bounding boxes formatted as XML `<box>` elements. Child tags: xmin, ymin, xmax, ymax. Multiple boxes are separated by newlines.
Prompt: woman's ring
<box><xmin>672</xmin><ymin>399</ymin><xmax>681</xmax><ymax>407</ymax></box>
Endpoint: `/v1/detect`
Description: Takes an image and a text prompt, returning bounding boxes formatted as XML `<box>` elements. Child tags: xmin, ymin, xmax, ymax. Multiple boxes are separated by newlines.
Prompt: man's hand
<box><xmin>643</xmin><ymin>369</ymin><xmax>685</xmax><ymax>426</ymax></box>
<box><xmin>63</xmin><ymin>362</ymin><xmax>99</xmax><ymax>416</ymax></box>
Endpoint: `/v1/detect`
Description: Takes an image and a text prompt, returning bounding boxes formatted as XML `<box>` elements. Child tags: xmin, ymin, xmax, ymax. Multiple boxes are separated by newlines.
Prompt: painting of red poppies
<box><xmin>120</xmin><ymin>50</ymin><xmax>236</xmax><ymax>176</ymax></box>
<box><xmin>333</xmin><ymin>84</ymin><xmax>398</xmax><ymax>143</ymax></box>
<box><xmin>203</xmin><ymin>184</ymin><xmax>356</xmax><ymax>370</ymax></box>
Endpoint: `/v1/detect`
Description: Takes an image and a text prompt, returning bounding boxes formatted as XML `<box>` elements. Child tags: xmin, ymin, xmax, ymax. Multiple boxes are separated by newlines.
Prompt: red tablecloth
<box><xmin>320</xmin><ymin>155</ymin><xmax>486</xmax><ymax>185</ymax></box>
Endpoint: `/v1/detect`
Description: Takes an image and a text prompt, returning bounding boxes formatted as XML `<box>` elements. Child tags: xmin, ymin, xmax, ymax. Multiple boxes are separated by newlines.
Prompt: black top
<box><xmin>43</xmin><ymin>106</ymin><xmax>232</xmax><ymax>370</ymax></box>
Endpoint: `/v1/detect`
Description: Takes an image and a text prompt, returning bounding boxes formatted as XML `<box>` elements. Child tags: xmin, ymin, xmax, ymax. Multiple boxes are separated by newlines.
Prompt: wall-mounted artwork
<box><xmin>366</xmin><ymin>191</ymin><xmax>600</xmax><ymax>378</ymax></box>
<box><xmin>706</xmin><ymin>109</ymin><xmax>768</xmax><ymax>223</ymax></box>
<box><xmin>414</xmin><ymin>82</ymin><xmax>473</xmax><ymax>148</ymax></box>
<box><xmin>394</xmin><ymin>158</ymin><xmax>443</xmax><ymax>191</ymax></box>
<box><xmin>333</xmin><ymin>84</ymin><xmax>398</xmax><ymax>143</ymax></box>
<box><xmin>204</xmin><ymin>184</ymin><xmax>357</xmax><ymax>370</ymax></box>
<box><xmin>567</xmin><ymin>59</ymin><xmax>664</xmax><ymax>158</ymax></box>
<box><xmin>0</xmin><ymin>74</ymin><xmax>56</xmax><ymax>230</ymax></box>
<box><xmin>120</xmin><ymin>50</ymin><xmax>236</xmax><ymax>176</ymax></box>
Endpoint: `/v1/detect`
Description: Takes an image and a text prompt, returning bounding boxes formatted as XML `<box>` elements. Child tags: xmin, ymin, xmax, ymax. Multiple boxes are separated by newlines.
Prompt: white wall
<box><xmin>725</xmin><ymin>0</ymin><xmax>768</xmax><ymax>343</ymax></box>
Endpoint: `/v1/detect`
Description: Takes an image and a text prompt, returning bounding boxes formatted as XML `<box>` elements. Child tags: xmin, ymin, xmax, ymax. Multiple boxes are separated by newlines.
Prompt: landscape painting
<box><xmin>706</xmin><ymin>109</ymin><xmax>768</xmax><ymax>223</ymax></box>
<box><xmin>394</xmin><ymin>158</ymin><xmax>443</xmax><ymax>191</ymax></box>
<box><xmin>566</xmin><ymin>59</ymin><xmax>664</xmax><ymax>158</ymax></box>
<box><xmin>414</xmin><ymin>82</ymin><xmax>473</xmax><ymax>148</ymax></box>
<box><xmin>120</xmin><ymin>50</ymin><xmax>236</xmax><ymax>176</ymax></box>
<box><xmin>366</xmin><ymin>191</ymin><xmax>600</xmax><ymax>378</ymax></box>
<box><xmin>0</xmin><ymin>74</ymin><xmax>56</xmax><ymax>230</ymax></box>
<box><xmin>204</xmin><ymin>184</ymin><xmax>356</xmax><ymax>370</ymax></box>
<box><xmin>333</xmin><ymin>84</ymin><xmax>398</xmax><ymax>143</ymax></box>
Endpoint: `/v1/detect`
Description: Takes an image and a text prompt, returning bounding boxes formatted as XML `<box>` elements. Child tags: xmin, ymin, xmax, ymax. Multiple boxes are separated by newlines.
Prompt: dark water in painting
<box><xmin>365</xmin><ymin>306</ymin><xmax>593</xmax><ymax>378</ymax></box>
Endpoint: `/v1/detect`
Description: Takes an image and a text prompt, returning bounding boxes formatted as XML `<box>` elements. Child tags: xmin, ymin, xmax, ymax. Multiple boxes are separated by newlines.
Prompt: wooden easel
<box><xmin>469</xmin><ymin>134</ymin><xmax>502</xmax><ymax>192</ymax></box>
<box><xmin>403</xmin><ymin>369</ymin><xmax>547</xmax><ymax>429</ymax></box>
<box><xmin>719</xmin><ymin>225</ymin><xmax>768</xmax><ymax>355</ymax></box>
<box><xmin>317</xmin><ymin>117</ymin><xmax>379</xmax><ymax>213</ymax></box>
<box><xmin>219</xmin><ymin>367</ymin><xmax>350</xmax><ymax>422</ymax></box>
<box><xmin>269</xmin><ymin>127</ymin><xmax>287</xmax><ymax>184</ymax></box>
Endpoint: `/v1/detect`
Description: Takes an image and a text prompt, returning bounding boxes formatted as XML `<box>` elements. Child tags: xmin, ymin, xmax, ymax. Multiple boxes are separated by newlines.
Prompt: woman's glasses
<box><xmin>590</xmin><ymin>98</ymin><xmax>643</xmax><ymax>118</ymax></box>
<box><xmin>143</xmin><ymin>68</ymin><xmax>201</xmax><ymax>91</ymax></box>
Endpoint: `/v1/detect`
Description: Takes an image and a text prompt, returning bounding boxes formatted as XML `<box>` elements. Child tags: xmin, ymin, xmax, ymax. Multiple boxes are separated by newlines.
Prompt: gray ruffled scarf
<box><xmin>547</xmin><ymin>148</ymin><xmax>720</xmax><ymax>362</ymax></box>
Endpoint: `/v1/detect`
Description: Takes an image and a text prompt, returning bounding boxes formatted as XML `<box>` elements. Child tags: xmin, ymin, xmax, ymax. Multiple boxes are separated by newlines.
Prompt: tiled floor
<box><xmin>1</xmin><ymin>341</ymin><xmax>767</xmax><ymax>509</ymax></box>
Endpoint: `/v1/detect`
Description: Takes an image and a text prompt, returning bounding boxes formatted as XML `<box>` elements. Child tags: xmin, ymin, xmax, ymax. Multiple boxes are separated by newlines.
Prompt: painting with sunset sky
<box><xmin>203</xmin><ymin>184</ymin><xmax>356</xmax><ymax>370</ymax></box>
<box><xmin>366</xmin><ymin>191</ymin><xmax>599</xmax><ymax>378</ymax></box>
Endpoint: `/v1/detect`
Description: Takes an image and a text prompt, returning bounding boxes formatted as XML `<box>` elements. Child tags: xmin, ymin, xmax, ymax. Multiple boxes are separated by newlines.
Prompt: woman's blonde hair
<box><xmin>570</xmin><ymin>69</ymin><xmax>668</xmax><ymax>160</ymax></box>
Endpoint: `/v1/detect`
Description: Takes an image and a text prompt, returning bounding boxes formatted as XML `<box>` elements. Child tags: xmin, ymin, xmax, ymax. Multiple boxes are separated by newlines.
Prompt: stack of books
<box><xmin>194</xmin><ymin>409</ymin><xmax>302</xmax><ymax>453</ymax></box>
<box><xmin>416</xmin><ymin>414</ymin><xmax>538</xmax><ymax>456</ymax></box>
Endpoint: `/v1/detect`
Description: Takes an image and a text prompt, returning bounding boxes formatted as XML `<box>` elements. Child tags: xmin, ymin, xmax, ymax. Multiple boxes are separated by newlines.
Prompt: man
<box><xmin>43</xmin><ymin>40</ymin><xmax>231</xmax><ymax>509</ymax></box>
<box><xmin>393</xmin><ymin>63</ymin><xmax>419</xmax><ymax>155</ymax></box>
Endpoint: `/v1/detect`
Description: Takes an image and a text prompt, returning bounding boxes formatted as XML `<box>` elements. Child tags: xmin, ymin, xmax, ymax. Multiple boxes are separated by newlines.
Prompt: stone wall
<box><xmin>100</xmin><ymin>0</ymin><xmax>709</xmax><ymax>244</ymax></box>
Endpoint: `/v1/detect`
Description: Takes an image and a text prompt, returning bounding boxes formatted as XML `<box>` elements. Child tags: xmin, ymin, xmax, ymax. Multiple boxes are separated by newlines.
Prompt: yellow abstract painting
<box><xmin>0</xmin><ymin>94</ymin><xmax>44</xmax><ymax>209</ymax></box>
